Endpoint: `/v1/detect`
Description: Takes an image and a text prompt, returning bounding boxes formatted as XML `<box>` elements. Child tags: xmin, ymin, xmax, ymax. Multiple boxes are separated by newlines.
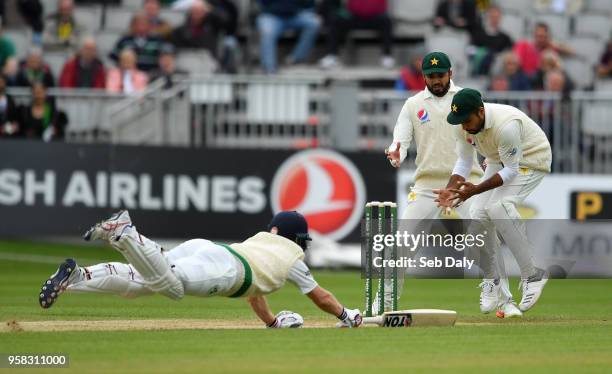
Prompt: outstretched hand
<box><xmin>433</xmin><ymin>188</ymin><xmax>455</xmax><ymax>208</ymax></box>
<box><xmin>434</xmin><ymin>182</ymin><xmax>478</xmax><ymax>209</ymax></box>
<box><xmin>385</xmin><ymin>143</ymin><xmax>401</xmax><ymax>168</ymax></box>
<box><xmin>448</xmin><ymin>181</ymin><xmax>477</xmax><ymax>205</ymax></box>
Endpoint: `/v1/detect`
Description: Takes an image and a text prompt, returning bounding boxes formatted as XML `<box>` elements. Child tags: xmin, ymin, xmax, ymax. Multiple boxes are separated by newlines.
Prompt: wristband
<box><xmin>267</xmin><ymin>318</ymin><xmax>280</xmax><ymax>328</ymax></box>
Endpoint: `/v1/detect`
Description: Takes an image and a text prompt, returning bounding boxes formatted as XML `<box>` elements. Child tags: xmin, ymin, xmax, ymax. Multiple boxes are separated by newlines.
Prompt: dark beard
<box><xmin>426</xmin><ymin>80</ymin><xmax>451</xmax><ymax>97</ymax></box>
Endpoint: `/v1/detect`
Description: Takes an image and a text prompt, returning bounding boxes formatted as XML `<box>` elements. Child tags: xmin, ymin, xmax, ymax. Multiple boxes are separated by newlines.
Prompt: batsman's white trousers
<box><xmin>68</xmin><ymin>239</ymin><xmax>243</xmax><ymax>298</ymax></box>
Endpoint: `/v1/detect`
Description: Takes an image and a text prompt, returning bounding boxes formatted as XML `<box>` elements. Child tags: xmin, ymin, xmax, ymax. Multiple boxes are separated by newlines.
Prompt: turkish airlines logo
<box><xmin>270</xmin><ymin>150</ymin><xmax>366</xmax><ymax>240</ymax></box>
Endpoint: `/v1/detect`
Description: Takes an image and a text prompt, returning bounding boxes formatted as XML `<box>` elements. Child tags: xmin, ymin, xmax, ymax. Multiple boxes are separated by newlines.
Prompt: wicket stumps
<box><xmin>364</xmin><ymin>201</ymin><xmax>398</xmax><ymax>317</ymax></box>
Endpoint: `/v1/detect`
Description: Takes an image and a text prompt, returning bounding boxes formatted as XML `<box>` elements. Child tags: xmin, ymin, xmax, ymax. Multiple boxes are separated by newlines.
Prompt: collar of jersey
<box><xmin>423</xmin><ymin>79</ymin><xmax>460</xmax><ymax>100</ymax></box>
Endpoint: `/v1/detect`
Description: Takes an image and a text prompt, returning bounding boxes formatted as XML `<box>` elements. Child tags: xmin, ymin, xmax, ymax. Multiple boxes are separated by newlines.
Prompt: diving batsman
<box><xmin>38</xmin><ymin>210</ymin><xmax>363</xmax><ymax>328</ymax></box>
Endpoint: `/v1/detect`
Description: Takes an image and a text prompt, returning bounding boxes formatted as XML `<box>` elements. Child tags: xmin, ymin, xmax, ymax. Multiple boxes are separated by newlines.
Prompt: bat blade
<box><xmin>362</xmin><ymin>309</ymin><xmax>457</xmax><ymax>328</ymax></box>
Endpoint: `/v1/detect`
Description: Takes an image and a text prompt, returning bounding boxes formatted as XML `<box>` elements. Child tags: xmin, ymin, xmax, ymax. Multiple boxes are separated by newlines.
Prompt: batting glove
<box><xmin>335</xmin><ymin>307</ymin><xmax>362</xmax><ymax>328</ymax></box>
<box><xmin>266</xmin><ymin>311</ymin><xmax>304</xmax><ymax>328</ymax></box>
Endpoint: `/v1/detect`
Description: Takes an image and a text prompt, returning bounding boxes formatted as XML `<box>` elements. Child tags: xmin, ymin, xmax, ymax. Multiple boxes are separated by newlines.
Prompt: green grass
<box><xmin>1</xmin><ymin>240</ymin><xmax>612</xmax><ymax>373</ymax></box>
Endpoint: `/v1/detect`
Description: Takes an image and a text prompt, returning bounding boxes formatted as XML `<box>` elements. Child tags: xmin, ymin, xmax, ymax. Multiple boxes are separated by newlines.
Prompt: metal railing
<box><xmin>8</xmin><ymin>88</ymin><xmax>126</xmax><ymax>142</ymax></box>
<box><xmin>361</xmin><ymin>90</ymin><xmax>612</xmax><ymax>174</ymax></box>
<box><xmin>8</xmin><ymin>77</ymin><xmax>612</xmax><ymax>174</ymax></box>
<box><xmin>106</xmin><ymin>79</ymin><xmax>191</xmax><ymax>146</ymax></box>
<box><xmin>188</xmin><ymin>75</ymin><xmax>329</xmax><ymax>149</ymax></box>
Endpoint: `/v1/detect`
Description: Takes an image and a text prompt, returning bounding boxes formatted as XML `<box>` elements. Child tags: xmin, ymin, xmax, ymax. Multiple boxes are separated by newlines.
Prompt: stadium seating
<box><xmin>176</xmin><ymin>50</ymin><xmax>218</xmax><ymax>75</ymax></box>
<box><xmin>104</xmin><ymin>7</ymin><xmax>135</xmax><ymax>32</ymax></box>
<box><xmin>566</xmin><ymin>36</ymin><xmax>605</xmax><ymax>64</ymax></box>
<box><xmin>122</xmin><ymin>0</ymin><xmax>142</xmax><ymax>9</ymax></box>
<box><xmin>425</xmin><ymin>29</ymin><xmax>469</xmax><ymax>79</ymax></box>
<box><xmin>45</xmin><ymin>51</ymin><xmax>71</xmax><ymax>78</ymax></box>
<box><xmin>584</xmin><ymin>0</ymin><xmax>612</xmax><ymax>13</ymax></box>
<box><xmin>574</xmin><ymin>13</ymin><xmax>612</xmax><ymax>40</ymax></box>
<box><xmin>581</xmin><ymin>102</ymin><xmax>612</xmax><ymax>136</ymax></box>
<box><xmin>95</xmin><ymin>30</ymin><xmax>123</xmax><ymax>59</ymax></box>
<box><xmin>595</xmin><ymin>79</ymin><xmax>612</xmax><ymax>92</ymax></box>
<box><xmin>499</xmin><ymin>0</ymin><xmax>534</xmax><ymax>14</ymax></box>
<box><xmin>391</xmin><ymin>0</ymin><xmax>436</xmax><ymax>22</ymax></box>
<box><xmin>44</xmin><ymin>0</ymin><xmax>59</xmax><ymax>16</ymax></box>
<box><xmin>564</xmin><ymin>57</ymin><xmax>595</xmax><ymax>89</ymax></box>
<box><xmin>500</xmin><ymin>12</ymin><xmax>526</xmax><ymax>42</ymax></box>
<box><xmin>159</xmin><ymin>9</ymin><xmax>186</xmax><ymax>28</ymax></box>
<box><xmin>74</xmin><ymin>6</ymin><xmax>103</xmax><ymax>33</ymax></box>
<box><xmin>3</xmin><ymin>29</ymin><xmax>31</xmax><ymax>59</ymax></box>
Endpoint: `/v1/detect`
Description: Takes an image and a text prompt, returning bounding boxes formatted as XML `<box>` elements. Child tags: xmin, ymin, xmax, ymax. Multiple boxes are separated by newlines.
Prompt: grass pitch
<box><xmin>1</xmin><ymin>240</ymin><xmax>612</xmax><ymax>373</ymax></box>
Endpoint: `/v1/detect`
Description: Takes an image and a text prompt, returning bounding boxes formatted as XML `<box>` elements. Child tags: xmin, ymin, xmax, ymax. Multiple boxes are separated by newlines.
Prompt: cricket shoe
<box><xmin>518</xmin><ymin>268</ymin><xmax>549</xmax><ymax>312</ymax></box>
<box><xmin>39</xmin><ymin>259</ymin><xmax>79</xmax><ymax>309</ymax></box>
<box><xmin>496</xmin><ymin>300</ymin><xmax>523</xmax><ymax>319</ymax></box>
<box><xmin>478</xmin><ymin>279</ymin><xmax>500</xmax><ymax>313</ymax></box>
<box><xmin>83</xmin><ymin>210</ymin><xmax>132</xmax><ymax>242</ymax></box>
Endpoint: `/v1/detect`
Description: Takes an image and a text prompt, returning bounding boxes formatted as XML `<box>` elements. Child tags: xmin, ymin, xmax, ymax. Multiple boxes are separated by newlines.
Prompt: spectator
<box><xmin>15</xmin><ymin>48</ymin><xmax>55</xmax><ymax>88</ymax></box>
<box><xmin>59</xmin><ymin>37</ymin><xmax>106</xmax><ymax>89</ymax></box>
<box><xmin>106</xmin><ymin>48</ymin><xmax>148</xmax><ymax>94</ymax></box>
<box><xmin>470</xmin><ymin>5</ymin><xmax>513</xmax><ymax>75</ymax></box>
<box><xmin>17</xmin><ymin>0</ymin><xmax>44</xmax><ymax>45</ymax></box>
<box><xmin>0</xmin><ymin>75</ymin><xmax>21</xmax><ymax>137</ymax></box>
<box><xmin>544</xmin><ymin>69</ymin><xmax>567</xmax><ymax>92</ymax></box>
<box><xmin>110</xmin><ymin>13</ymin><xmax>164</xmax><ymax>72</ymax></box>
<box><xmin>149</xmin><ymin>44</ymin><xmax>188</xmax><ymax>88</ymax></box>
<box><xmin>489</xmin><ymin>75</ymin><xmax>510</xmax><ymax>91</ymax></box>
<box><xmin>43</xmin><ymin>0</ymin><xmax>84</xmax><ymax>51</ymax></box>
<box><xmin>3</xmin><ymin>57</ymin><xmax>20</xmax><ymax>86</ymax></box>
<box><xmin>19</xmin><ymin>82</ymin><xmax>68</xmax><ymax>141</ymax></box>
<box><xmin>210</xmin><ymin>0</ymin><xmax>240</xmax><ymax>73</ymax></box>
<box><xmin>256</xmin><ymin>0</ymin><xmax>321</xmax><ymax>73</ymax></box>
<box><xmin>513</xmin><ymin>22</ymin><xmax>574</xmax><ymax>77</ymax></box>
<box><xmin>0</xmin><ymin>27</ymin><xmax>16</xmax><ymax>69</ymax></box>
<box><xmin>319</xmin><ymin>0</ymin><xmax>395</xmax><ymax>69</ymax></box>
<box><xmin>171</xmin><ymin>0</ymin><xmax>230</xmax><ymax>57</ymax></box>
<box><xmin>596</xmin><ymin>40</ymin><xmax>612</xmax><ymax>78</ymax></box>
<box><xmin>433</xmin><ymin>0</ymin><xmax>479</xmax><ymax>32</ymax></box>
<box><xmin>395</xmin><ymin>50</ymin><xmax>425</xmax><ymax>91</ymax></box>
<box><xmin>532</xmin><ymin>50</ymin><xmax>574</xmax><ymax>95</ymax></box>
<box><xmin>144</xmin><ymin>0</ymin><xmax>173</xmax><ymax>39</ymax></box>
<box><xmin>497</xmin><ymin>51</ymin><xmax>531</xmax><ymax>90</ymax></box>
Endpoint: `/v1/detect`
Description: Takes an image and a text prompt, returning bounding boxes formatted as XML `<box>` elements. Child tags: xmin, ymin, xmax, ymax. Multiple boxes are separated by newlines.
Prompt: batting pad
<box><xmin>68</xmin><ymin>275</ymin><xmax>154</xmax><ymax>298</ymax></box>
<box><xmin>111</xmin><ymin>227</ymin><xmax>185</xmax><ymax>300</ymax></box>
<box><xmin>67</xmin><ymin>262</ymin><xmax>154</xmax><ymax>298</ymax></box>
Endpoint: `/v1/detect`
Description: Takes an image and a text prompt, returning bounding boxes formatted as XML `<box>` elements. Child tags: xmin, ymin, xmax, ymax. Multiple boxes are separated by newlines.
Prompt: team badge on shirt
<box><xmin>417</xmin><ymin>109</ymin><xmax>430</xmax><ymax>124</ymax></box>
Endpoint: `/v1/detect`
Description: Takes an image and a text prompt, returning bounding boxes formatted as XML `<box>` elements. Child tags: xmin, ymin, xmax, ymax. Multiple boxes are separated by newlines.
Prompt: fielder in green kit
<box><xmin>434</xmin><ymin>88</ymin><xmax>552</xmax><ymax>312</ymax></box>
<box><xmin>384</xmin><ymin>52</ymin><xmax>521</xmax><ymax>318</ymax></box>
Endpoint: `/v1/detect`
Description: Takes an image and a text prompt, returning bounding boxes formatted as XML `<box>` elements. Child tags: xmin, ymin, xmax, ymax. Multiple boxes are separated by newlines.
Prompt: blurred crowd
<box><xmin>397</xmin><ymin>0</ymin><xmax>612</xmax><ymax>94</ymax></box>
<box><xmin>0</xmin><ymin>0</ymin><xmax>611</xmax><ymax>141</ymax></box>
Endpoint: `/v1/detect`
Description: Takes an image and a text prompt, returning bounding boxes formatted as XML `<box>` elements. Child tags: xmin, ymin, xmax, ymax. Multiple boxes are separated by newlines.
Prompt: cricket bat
<box><xmin>362</xmin><ymin>309</ymin><xmax>457</xmax><ymax>327</ymax></box>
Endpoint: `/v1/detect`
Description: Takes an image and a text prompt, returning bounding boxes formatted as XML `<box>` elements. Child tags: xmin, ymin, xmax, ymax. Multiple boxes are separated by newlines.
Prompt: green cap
<box><xmin>446</xmin><ymin>88</ymin><xmax>484</xmax><ymax>125</ymax></box>
<box><xmin>421</xmin><ymin>52</ymin><xmax>452</xmax><ymax>75</ymax></box>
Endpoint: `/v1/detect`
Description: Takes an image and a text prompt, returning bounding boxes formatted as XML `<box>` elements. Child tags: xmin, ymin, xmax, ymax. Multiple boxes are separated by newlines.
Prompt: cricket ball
<box><xmin>496</xmin><ymin>310</ymin><xmax>505</xmax><ymax>319</ymax></box>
